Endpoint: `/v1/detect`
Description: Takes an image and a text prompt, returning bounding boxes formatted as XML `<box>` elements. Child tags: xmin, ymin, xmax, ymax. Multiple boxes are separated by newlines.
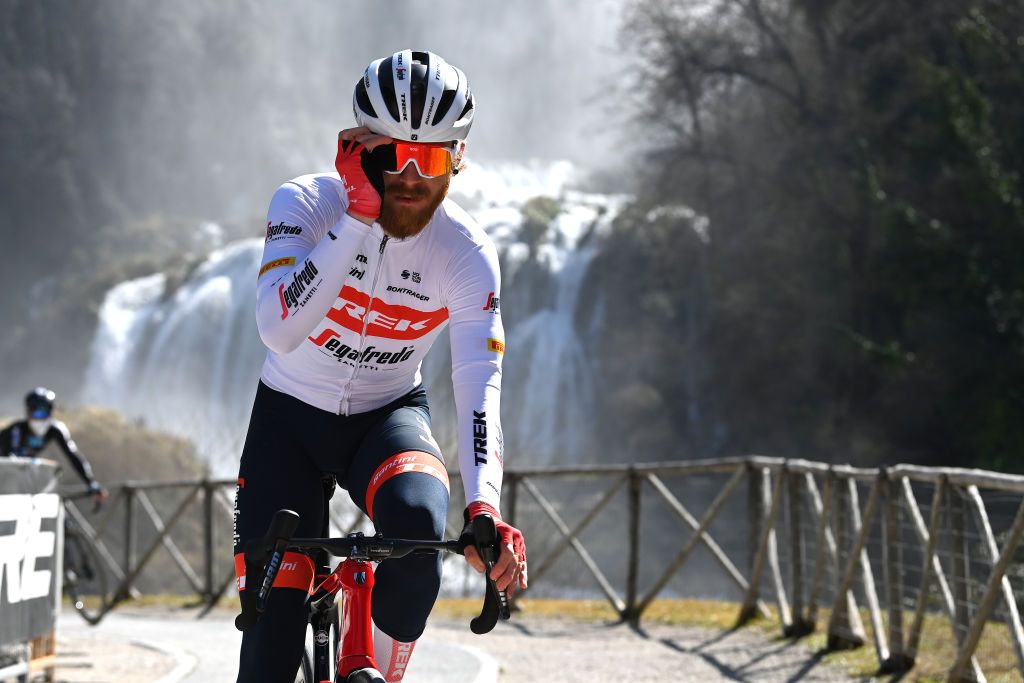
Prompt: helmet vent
<box><xmin>355</xmin><ymin>83</ymin><xmax>377</xmax><ymax>118</ymax></box>
<box><xmin>433</xmin><ymin>88</ymin><xmax>457</xmax><ymax>126</ymax></box>
<box><xmin>409</xmin><ymin>61</ymin><xmax>429</xmax><ymax>130</ymax></box>
<box><xmin>376</xmin><ymin>56</ymin><xmax>400</xmax><ymax>121</ymax></box>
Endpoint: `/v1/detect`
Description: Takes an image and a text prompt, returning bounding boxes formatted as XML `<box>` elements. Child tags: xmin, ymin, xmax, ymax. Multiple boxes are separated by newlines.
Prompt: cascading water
<box><xmin>83</xmin><ymin>240</ymin><xmax>267</xmax><ymax>475</ymax></box>
<box><xmin>82</xmin><ymin>162</ymin><xmax>626</xmax><ymax>476</ymax></box>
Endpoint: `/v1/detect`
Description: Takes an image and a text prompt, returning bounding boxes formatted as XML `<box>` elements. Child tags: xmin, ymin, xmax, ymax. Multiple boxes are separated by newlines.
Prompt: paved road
<box><xmin>54</xmin><ymin>606</ymin><xmax>855</xmax><ymax>682</ymax></box>
<box><xmin>55</xmin><ymin>607</ymin><xmax>491</xmax><ymax>683</ymax></box>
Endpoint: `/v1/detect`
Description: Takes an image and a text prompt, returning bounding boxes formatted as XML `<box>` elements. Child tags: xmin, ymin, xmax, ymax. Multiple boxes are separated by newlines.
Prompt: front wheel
<box><xmin>346</xmin><ymin>668</ymin><xmax>385</xmax><ymax>683</ymax></box>
<box><xmin>64</xmin><ymin>528</ymin><xmax>109</xmax><ymax>625</ymax></box>
<box><xmin>293</xmin><ymin>646</ymin><xmax>314</xmax><ymax>683</ymax></box>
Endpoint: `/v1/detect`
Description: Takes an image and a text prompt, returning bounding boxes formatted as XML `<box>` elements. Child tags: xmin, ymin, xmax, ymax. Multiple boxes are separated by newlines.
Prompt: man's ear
<box><xmin>453</xmin><ymin>141</ymin><xmax>468</xmax><ymax>174</ymax></box>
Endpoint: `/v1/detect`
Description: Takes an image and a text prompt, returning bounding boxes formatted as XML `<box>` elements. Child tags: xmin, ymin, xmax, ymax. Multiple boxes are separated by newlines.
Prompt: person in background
<box><xmin>1</xmin><ymin>387</ymin><xmax>107</xmax><ymax>504</ymax></box>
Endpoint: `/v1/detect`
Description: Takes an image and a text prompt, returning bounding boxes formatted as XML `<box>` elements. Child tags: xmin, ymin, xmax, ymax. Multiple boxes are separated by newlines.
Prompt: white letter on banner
<box><xmin>0</xmin><ymin>494</ymin><xmax>31</xmax><ymax>604</ymax></box>
<box><xmin>21</xmin><ymin>493</ymin><xmax>59</xmax><ymax>600</ymax></box>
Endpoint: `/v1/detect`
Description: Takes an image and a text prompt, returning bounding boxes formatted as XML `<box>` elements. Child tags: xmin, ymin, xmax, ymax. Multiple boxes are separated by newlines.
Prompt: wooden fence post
<box><xmin>748</xmin><ymin>461</ymin><xmax>765</xmax><ymax>581</ymax></box>
<box><xmin>203</xmin><ymin>479</ymin><xmax>215</xmax><ymax>600</ymax></box>
<box><xmin>946</xmin><ymin>489</ymin><xmax>978</xmax><ymax>679</ymax></box>
<box><xmin>882</xmin><ymin>473</ymin><xmax>913</xmax><ymax>673</ymax></box>
<box><xmin>625</xmin><ymin>468</ymin><xmax>642</xmax><ymax>622</ymax></box>
<box><xmin>949</xmin><ymin>496</ymin><xmax>1024</xmax><ymax>681</ymax></box>
<box><xmin>738</xmin><ymin>466</ymin><xmax>785</xmax><ymax>626</ymax></box>
<box><xmin>788</xmin><ymin>468</ymin><xmax>813</xmax><ymax>636</ymax></box>
<box><xmin>119</xmin><ymin>486</ymin><xmax>136</xmax><ymax>602</ymax></box>
<box><xmin>826</xmin><ymin>474</ymin><xmax>866</xmax><ymax>649</ymax></box>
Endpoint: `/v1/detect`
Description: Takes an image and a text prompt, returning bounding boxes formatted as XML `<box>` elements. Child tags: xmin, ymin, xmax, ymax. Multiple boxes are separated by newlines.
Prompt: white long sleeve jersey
<box><xmin>255</xmin><ymin>173</ymin><xmax>505</xmax><ymax>509</ymax></box>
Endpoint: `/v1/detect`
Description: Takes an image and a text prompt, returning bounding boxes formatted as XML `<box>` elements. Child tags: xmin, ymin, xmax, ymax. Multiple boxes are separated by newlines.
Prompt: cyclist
<box><xmin>234</xmin><ymin>50</ymin><xmax>527</xmax><ymax>682</ymax></box>
<box><xmin>1</xmin><ymin>387</ymin><xmax>107</xmax><ymax>504</ymax></box>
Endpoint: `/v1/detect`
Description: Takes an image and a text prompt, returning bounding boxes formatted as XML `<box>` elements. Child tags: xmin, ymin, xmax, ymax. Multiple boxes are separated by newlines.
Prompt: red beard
<box><xmin>379</xmin><ymin>176</ymin><xmax>450</xmax><ymax>239</ymax></box>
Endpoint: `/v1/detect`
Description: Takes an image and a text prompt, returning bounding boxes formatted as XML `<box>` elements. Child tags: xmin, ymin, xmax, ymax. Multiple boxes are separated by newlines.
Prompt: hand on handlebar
<box><xmin>89</xmin><ymin>482</ymin><xmax>108</xmax><ymax>509</ymax></box>
<box><xmin>461</xmin><ymin>502</ymin><xmax>528</xmax><ymax>594</ymax></box>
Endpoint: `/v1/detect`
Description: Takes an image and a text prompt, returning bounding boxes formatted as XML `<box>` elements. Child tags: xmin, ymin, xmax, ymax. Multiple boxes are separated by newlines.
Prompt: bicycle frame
<box><xmin>61</xmin><ymin>489</ymin><xmax>110</xmax><ymax>625</ymax></box>
<box><xmin>236</xmin><ymin>510</ymin><xmax>510</xmax><ymax>683</ymax></box>
<box><xmin>307</xmin><ymin>556</ymin><xmax>378</xmax><ymax>680</ymax></box>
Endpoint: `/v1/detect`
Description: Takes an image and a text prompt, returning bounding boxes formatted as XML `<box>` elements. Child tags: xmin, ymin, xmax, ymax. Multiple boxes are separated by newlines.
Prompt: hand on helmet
<box><xmin>461</xmin><ymin>501</ymin><xmax>528</xmax><ymax>594</ymax></box>
<box><xmin>335</xmin><ymin>127</ymin><xmax>393</xmax><ymax>223</ymax></box>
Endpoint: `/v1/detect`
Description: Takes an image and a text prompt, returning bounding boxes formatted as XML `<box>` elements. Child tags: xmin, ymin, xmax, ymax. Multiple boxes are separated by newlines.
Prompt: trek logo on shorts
<box><xmin>387</xmin><ymin>641</ymin><xmax>416</xmax><ymax>680</ymax></box>
<box><xmin>487</xmin><ymin>338</ymin><xmax>505</xmax><ymax>354</ymax></box>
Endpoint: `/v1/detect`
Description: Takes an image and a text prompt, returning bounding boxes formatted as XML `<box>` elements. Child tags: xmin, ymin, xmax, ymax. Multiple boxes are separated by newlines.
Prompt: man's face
<box><xmin>379</xmin><ymin>164</ymin><xmax>451</xmax><ymax>239</ymax></box>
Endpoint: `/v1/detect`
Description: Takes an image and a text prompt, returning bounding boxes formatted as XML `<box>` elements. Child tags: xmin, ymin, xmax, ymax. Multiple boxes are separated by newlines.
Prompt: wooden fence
<box><xmin>69</xmin><ymin>457</ymin><xmax>1024</xmax><ymax>682</ymax></box>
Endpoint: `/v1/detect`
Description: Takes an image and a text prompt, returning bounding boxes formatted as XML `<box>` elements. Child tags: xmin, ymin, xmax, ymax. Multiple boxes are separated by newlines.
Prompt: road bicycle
<box><xmin>236</xmin><ymin>508</ymin><xmax>510</xmax><ymax>683</ymax></box>
<box><xmin>61</xmin><ymin>489</ymin><xmax>111</xmax><ymax>625</ymax></box>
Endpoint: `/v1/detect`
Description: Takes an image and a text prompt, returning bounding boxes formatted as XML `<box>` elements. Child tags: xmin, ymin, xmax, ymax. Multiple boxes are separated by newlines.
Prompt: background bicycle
<box><xmin>61</xmin><ymin>490</ymin><xmax>112</xmax><ymax>625</ymax></box>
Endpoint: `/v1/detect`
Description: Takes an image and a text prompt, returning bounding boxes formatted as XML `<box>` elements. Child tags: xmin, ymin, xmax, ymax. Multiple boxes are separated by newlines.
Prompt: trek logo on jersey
<box><xmin>258</xmin><ymin>256</ymin><xmax>296</xmax><ymax>279</ymax></box>
<box><xmin>472</xmin><ymin>411</ymin><xmax>488</xmax><ymax>466</ymax></box>
<box><xmin>483</xmin><ymin>292</ymin><xmax>500</xmax><ymax>314</ymax></box>
<box><xmin>308</xmin><ymin>329</ymin><xmax>416</xmax><ymax>368</ymax></box>
<box><xmin>488</xmin><ymin>338</ymin><xmax>505</xmax><ymax>354</ymax></box>
<box><xmin>278</xmin><ymin>259</ymin><xmax>320</xmax><ymax>320</ymax></box>
<box><xmin>322</xmin><ymin>285</ymin><xmax>448</xmax><ymax>340</ymax></box>
<box><xmin>265</xmin><ymin>221</ymin><xmax>302</xmax><ymax>242</ymax></box>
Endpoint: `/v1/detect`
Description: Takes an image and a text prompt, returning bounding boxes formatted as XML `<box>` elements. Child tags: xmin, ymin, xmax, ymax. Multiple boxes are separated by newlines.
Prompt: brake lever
<box><xmin>235</xmin><ymin>509</ymin><xmax>300</xmax><ymax>631</ymax></box>
<box><xmin>469</xmin><ymin>514</ymin><xmax>511</xmax><ymax>634</ymax></box>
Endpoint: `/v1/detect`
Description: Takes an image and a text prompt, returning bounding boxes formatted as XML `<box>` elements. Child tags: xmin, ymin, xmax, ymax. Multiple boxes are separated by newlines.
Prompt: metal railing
<box><xmin>73</xmin><ymin>457</ymin><xmax>1024</xmax><ymax>682</ymax></box>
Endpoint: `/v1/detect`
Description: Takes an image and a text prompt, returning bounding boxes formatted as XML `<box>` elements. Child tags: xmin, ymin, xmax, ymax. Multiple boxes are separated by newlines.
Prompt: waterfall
<box><xmin>83</xmin><ymin>240</ymin><xmax>266</xmax><ymax>476</ymax></box>
<box><xmin>83</xmin><ymin>162</ymin><xmax>625</xmax><ymax>476</ymax></box>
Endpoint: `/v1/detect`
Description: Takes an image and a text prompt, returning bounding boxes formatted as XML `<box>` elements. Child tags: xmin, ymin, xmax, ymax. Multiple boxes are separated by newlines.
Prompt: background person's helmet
<box><xmin>353</xmin><ymin>49</ymin><xmax>475</xmax><ymax>143</ymax></box>
<box><xmin>25</xmin><ymin>387</ymin><xmax>56</xmax><ymax>418</ymax></box>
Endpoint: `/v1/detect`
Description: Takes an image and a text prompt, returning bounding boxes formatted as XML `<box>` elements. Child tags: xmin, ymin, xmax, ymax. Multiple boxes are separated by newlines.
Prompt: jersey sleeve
<box><xmin>444</xmin><ymin>241</ymin><xmax>506</xmax><ymax>510</ymax></box>
<box><xmin>50</xmin><ymin>420</ymin><xmax>97</xmax><ymax>485</ymax></box>
<box><xmin>255</xmin><ymin>180</ymin><xmax>372</xmax><ymax>354</ymax></box>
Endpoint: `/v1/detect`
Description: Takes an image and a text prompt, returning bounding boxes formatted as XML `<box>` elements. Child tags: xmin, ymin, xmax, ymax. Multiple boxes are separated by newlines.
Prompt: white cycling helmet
<box><xmin>353</xmin><ymin>49</ymin><xmax>475</xmax><ymax>143</ymax></box>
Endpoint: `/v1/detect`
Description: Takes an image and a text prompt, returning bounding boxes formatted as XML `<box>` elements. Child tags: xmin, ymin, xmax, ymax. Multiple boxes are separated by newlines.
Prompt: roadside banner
<box><xmin>0</xmin><ymin>458</ymin><xmax>61</xmax><ymax>646</ymax></box>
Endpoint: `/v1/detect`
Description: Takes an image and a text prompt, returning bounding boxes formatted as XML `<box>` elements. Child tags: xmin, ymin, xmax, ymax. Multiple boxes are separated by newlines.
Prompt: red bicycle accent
<box><xmin>335</xmin><ymin>558</ymin><xmax>376</xmax><ymax>678</ymax></box>
<box><xmin>235</xmin><ymin>509</ymin><xmax>509</xmax><ymax>682</ymax></box>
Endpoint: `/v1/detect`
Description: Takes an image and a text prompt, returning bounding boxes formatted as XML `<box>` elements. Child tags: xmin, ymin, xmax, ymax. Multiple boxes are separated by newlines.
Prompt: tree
<box><xmin>608</xmin><ymin>0</ymin><xmax>1024</xmax><ymax>467</ymax></box>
